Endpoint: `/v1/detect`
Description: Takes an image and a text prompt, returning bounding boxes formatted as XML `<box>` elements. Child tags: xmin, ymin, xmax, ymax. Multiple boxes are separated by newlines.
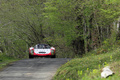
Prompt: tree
<box><xmin>0</xmin><ymin>0</ymin><xmax>46</xmax><ymax>58</ymax></box>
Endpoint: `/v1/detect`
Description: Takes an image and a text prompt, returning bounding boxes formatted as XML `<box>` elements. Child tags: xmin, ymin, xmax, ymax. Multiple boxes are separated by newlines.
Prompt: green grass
<box><xmin>81</xmin><ymin>60</ymin><xmax>120</xmax><ymax>80</ymax></box>
<box><xmin>53</xmin><ymin>47</ymin><xmax>120</xmax><ymax>80</ymax></box>
<box><xmin>0</xmin><ymin>53</ymin><xmax>18</xmax><ymax>70</ymax></box>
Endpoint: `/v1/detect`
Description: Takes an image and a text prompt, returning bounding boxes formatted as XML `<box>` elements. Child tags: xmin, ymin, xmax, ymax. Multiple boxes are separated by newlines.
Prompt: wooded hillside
<box><xmin>0</xmin><ymin>0</ymin><xmax>120</xmax><ymax>58</ymax></box>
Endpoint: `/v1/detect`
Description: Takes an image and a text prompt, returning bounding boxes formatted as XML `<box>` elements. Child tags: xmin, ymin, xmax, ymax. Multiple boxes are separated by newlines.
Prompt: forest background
<box><xmin>0</xmin><ymin>0</ymin><xmax>120</xmax><ymax>58</ymax></box>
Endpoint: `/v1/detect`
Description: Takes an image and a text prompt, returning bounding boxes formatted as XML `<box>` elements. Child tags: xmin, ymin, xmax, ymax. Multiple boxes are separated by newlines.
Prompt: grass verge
<box><xmin>0</xmin><ymin>54</ymin><xmax>18</xmax><ymax>71</ymax></box>
<box><xmin>53</xmin><ymin>47</ymin><xmax>120</xmax><ymax>80</ymax></box>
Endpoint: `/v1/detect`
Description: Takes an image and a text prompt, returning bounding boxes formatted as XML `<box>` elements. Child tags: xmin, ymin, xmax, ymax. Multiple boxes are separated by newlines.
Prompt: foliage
<box><xmin>0</xmin><ymin>0</ymin><xmax>45</xmax><ymax>58</ymax></box>
<box><xmin>0</xmin><ymin>0</ymin><xmax>120</xmax><ymax>58</ymax></box>
<box><xmin>53</xmin><ymin>46</ymin><xmax>120</xmax><ymax>80</ymax></box>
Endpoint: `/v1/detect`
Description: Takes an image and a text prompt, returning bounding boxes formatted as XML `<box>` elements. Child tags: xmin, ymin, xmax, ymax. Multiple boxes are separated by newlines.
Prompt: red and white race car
<box><xmin>29</xmin><ymin>44</ymin><xmax>56</xmax><ymax>58</ymax></box>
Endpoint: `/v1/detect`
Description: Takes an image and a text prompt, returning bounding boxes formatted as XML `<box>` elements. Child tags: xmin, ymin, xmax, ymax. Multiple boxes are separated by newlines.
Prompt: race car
<box><xmin>29</xmin><ymin>44</ymin><xmax>56</xmax><ymax>58</ymax></box>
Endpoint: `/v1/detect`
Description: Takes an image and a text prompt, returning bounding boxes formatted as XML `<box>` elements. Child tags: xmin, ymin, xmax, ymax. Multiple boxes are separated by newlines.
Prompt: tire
<box><xmin>51</xmin><ymin>55</ymin><xmax>56</xmax><ymax>58</ymax></box>
<box><xmin>29</xmin><ymin>54</ymin><xmax>34</xmax><ymax>59</ymax></box>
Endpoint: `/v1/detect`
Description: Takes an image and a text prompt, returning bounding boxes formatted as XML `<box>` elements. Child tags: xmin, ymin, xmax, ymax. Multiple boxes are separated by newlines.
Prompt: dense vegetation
<box><xmin>0</xmin><ymin>0</ymin><xmax>120</xmax><ymax>58</ymax></box>
<box><xmin>53</xmin><ymin>46</ymin><xmax>120</xmax><ymax>80</ymax></box>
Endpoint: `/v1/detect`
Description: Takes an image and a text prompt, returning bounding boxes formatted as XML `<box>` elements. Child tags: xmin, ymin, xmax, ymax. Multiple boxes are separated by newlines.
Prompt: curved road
<box><xmin>0</xmin><ymin>58</ymin><xmax>70</xmax><ymax>80</ymax></box>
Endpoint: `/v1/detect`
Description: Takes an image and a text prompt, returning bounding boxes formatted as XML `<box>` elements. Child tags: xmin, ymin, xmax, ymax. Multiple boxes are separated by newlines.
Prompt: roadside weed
<box><xmin>53</xmin><ymin>48</ymin><xmax>120</xmax><ymax>80</ymax></box>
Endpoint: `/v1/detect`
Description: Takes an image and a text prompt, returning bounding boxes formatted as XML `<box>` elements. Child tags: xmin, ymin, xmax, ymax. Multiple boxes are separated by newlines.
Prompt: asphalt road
<box><xmin>0</xmin><ymin>58</ymin><xmax>70</xmax><ymax>80</ymax></box>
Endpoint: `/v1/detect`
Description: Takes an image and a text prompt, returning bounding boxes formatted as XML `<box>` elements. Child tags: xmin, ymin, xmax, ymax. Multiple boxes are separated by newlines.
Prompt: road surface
<box><xmin>0</xmin><ymin>58</ymin><xmax>70</xmax><ymax>80</ymax></box>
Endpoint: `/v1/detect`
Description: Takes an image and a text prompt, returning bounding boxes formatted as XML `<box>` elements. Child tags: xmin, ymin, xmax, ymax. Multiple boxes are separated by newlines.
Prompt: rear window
<box><xmin>34</xmin><ymin>44</ymin><xmax>50</xmax><ymax>49</ymax></box>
